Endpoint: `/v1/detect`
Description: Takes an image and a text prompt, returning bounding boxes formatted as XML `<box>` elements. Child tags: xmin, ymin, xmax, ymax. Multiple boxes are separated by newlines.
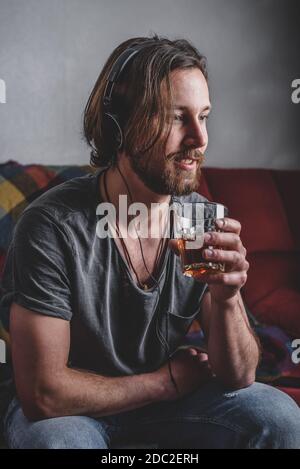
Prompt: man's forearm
<box><xmin>208</xmin><ymin>292</ymin><xmax>260</xmax><ymax>388</ymax></box>
<box><xmin>29</xmin><ymin>367</ymin><xmax>167</xmax><ymax>421</ymax></box>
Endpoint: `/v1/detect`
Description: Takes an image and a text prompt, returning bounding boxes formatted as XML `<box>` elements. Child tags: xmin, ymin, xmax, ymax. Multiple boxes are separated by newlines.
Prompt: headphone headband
<box><xmin>103</xmin><ymin>43</ymin><xmax>147</xmax><ymax>108</ymax></box>
<box><xmin>102</xmin><ymin>41</ymin><xmax>154</xmax><ymax>154</ymax></box>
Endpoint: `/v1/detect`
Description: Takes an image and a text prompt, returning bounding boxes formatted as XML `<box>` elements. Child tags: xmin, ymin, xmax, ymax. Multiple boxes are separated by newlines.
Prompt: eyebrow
<box><xmin>172</xmin><ymin>104</ymin><xmax>212</xmax><ymax>112</ymax></box>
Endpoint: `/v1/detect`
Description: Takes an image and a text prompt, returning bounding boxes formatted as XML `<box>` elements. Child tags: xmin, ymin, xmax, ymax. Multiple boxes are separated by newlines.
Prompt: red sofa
<box><xmin>0</xmin><ymin>161</ymin><xmax>299</xmax><ymax>408</ymax></box>
<box><xmin>198</xmin><ymin>167</ymin><xmax>300</xmax><ymax>405</ymax></box>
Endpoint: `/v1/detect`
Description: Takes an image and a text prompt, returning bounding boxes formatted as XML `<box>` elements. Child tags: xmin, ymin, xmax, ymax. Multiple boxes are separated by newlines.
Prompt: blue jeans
<box><xmin>3</xmin><ymin>381</ymin><xmax>300</xmax><ymax>449</ymax></box>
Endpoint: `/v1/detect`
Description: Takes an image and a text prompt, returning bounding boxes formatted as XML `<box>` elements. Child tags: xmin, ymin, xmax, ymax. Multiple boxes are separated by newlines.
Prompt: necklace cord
<box><xmin>102</xmin><ymin>166</ymin><xmax>179</xmax><ymax>396</ymax></box>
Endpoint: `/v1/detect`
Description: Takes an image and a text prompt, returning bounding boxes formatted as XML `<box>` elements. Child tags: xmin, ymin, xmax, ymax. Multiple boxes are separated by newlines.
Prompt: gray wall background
<box><xmin>0</xmin><ymin>0</ymin><xmax>299</xmax><ymax>168</ymax></box>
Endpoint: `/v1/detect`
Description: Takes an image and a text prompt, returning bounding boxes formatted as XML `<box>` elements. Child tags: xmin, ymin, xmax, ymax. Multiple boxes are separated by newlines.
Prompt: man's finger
<box><xmin>204</xmin><ymin>232</ymin><xmax>243</xmax><ymax>251</ymax></box>
<box><xmin>215</xmin><ymin>217</ymin><xmax>241</xmax><ymax>235</ymax></box>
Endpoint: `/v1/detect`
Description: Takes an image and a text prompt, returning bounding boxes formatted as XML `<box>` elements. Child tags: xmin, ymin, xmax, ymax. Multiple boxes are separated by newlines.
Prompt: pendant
<box><xmin>143</xmin><ymin>283</ymin><xmax>148</xmax><ymax>291</ymax></box>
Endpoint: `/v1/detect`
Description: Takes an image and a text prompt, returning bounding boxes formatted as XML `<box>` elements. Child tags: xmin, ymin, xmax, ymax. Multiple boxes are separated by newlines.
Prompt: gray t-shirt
<box><xmin>0</xmin><ymin>168</ymin><xmax>209</xmax><ymax>377</ymax></box>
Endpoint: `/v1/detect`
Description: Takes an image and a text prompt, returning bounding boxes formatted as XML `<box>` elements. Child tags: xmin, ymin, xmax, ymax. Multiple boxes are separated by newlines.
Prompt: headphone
<box><xmin>102</xmin><ymin>42</ymin><xmax>149</xmax><ymax>153</ymax></box>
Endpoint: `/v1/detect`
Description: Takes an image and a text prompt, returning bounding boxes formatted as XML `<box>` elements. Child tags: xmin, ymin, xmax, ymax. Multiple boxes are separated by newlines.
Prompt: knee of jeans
<box><xmin>8</xmin><ymin>415</ymin><xmax>110</xmax><ymax>449</ymax></box>
<box><xmin>41</xmin><ymin>417</ymin><xmax>110</xmax><ymax>449</ymax></box>
<box><xmin>45</xmin><ymin>428</ymin><xmax>109</xmax><ymax>449</ymax></box>
<box><xmin>240</xmin><ymin>383</ymin><xmax>300</xmax><ymax>449</ymax></box>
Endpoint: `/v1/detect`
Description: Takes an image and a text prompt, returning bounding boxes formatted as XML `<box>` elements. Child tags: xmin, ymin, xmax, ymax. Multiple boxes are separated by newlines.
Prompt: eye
<box><xmin>199</xmin><ymin>114</ymin><xmax>209</xmax><ymax>122</ymax></box>
<box><xmin>173</xmin><ymin>114</ymin><xmax>185</xmax><ymax>121</ymax></box>
<box><xmin>173</xmin><ymin>114</ymin><xmax>189</xmax><ymax>125</ymax></box>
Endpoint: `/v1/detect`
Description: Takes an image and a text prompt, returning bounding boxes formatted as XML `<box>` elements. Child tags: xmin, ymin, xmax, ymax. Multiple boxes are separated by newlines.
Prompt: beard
<box><xmin>129</xmin><ymin>147</ymin><xmax>204</xmax><ymax>196</ymax></box>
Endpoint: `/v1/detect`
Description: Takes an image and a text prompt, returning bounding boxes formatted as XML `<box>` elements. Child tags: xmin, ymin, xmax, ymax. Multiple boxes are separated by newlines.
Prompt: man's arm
<box><xmin>198</xmin><ymin>290</ymin><xmax>260</xmax><ymax>389</ymax></box>
<box><xmin>10</xmin><ymin>303</ymin><xmax>168</xmax><ymax>421</ymax></box>
<box><xmin>11</xmin><ymin>302</ymin><xmax>219</xmax><ymax>422</ymax></box>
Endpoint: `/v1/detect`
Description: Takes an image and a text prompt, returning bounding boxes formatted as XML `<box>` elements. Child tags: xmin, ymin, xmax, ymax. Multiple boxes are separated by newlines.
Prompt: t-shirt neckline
<box><xmin>93</xmin><ymin>166</ymin><xmax>174</xmax><ymax>294</ymax></box>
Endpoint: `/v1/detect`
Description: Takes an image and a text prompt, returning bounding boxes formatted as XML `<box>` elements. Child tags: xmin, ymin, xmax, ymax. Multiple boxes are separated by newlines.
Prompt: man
<box><xmin>1</xmin><ymin>35</ymin><xmax>300</xmax><ymax>449</ymax></box>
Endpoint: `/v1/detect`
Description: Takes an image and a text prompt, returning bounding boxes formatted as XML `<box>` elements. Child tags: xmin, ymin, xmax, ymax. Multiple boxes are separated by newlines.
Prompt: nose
<box><xmin>183</xmin><ymin>119</ymin><xmax>208</xmax><ymax>151</ymax></box>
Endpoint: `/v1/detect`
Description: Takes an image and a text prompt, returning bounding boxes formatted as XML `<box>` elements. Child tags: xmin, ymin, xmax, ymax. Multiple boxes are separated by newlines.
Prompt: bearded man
<box><xmin>1</xmin><ymin>35</ymin><xmax>300</xmax><ymax>449</ymax></box>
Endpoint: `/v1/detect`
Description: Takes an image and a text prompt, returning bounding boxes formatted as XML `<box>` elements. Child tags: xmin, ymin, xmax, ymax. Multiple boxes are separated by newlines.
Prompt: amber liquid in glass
<box><xmin>177</xmin><ymin>239</ymin><xmax>225</xmax><ymax>278</ymax></box>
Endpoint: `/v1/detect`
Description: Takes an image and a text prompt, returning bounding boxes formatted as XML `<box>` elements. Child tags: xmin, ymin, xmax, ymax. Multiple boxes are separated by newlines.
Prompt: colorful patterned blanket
<box><xmin>0</xmin><ymin>160</ymin><xmax>93</xmax><ymax>277</ymax></box>
<box><xmin>184</xmin><ymin>309</ymin><xmax>300</xmax><ymax>387</ymax></box>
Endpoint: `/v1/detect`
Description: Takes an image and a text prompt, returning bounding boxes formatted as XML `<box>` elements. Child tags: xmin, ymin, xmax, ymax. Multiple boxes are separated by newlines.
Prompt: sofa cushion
<box><xmin>197</xmin><ymin>170</ymin><xmax>214</xmax><ymax>201</ymax></box>
<box><xmin>202</xmin><ymin>168</ymin><xmax>300</xmax><ymax>338</ymax></box>
<box><xmin>244</xmin><ymin>251</ymin><xmax>300</xmax><ymax>310</ymax></box>
<box><xmin>202</xmin><ymin>168</ymin><xmax>295</xmax><ymax>253</ymax></box>
<box><xmin>273</xmin><ymin>170</ymin><xmax>300</xmax><ymax>251</ymax></box>
<box><xmin>252</xmin><ymin>287</ymin><xmax>300</xmax><ymax>337</ymax></box>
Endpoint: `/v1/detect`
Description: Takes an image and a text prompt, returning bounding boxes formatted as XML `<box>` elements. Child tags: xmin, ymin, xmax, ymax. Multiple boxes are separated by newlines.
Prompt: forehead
<box><xmin>169</xmin><ymin>67</ymin><xmax>210</xmax><ymax>110</ymax></box>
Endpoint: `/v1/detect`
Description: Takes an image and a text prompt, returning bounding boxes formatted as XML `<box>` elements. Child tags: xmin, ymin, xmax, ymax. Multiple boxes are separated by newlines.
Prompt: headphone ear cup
<box><xmin>103</xmin><ymin>112</ymin><xmax>123</xmax><ymax>150</ymax></box>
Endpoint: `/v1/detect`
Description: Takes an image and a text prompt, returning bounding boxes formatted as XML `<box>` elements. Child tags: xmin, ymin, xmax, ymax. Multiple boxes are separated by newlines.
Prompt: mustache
<box><xmin>165</xmin><ymin>149</ymin><xmax>204</xmax><ymax>162</ymax></box>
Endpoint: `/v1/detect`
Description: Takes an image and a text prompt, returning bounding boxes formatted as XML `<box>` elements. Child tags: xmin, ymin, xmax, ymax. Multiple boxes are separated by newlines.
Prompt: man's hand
<box><xmin>156</xmin><ymin>348</ymin><xmax>213</xmax><ymax>401</ymax></box>
<box><xmin>170</xmin><ymin>217</ymin><xmax>249</xmax><ymax>305</ymax></box>
<box><xmin>200</xmin><ymin>217</ymin><xmax>249</xmax><ymax>304</ymax></box>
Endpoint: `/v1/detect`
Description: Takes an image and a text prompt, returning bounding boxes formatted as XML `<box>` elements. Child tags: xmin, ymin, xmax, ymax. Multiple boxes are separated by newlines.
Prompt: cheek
<box><xmin>165</xmin><ymin>129</ymin><xmax>182</xmax><ymax>154</ymax></box>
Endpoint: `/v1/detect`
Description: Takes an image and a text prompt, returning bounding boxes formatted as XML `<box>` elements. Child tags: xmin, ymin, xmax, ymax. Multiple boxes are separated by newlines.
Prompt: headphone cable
<box><xmin>109</xmin><ymin>164</ymin><xmax>180</xmax><ymax>395</ymax></box>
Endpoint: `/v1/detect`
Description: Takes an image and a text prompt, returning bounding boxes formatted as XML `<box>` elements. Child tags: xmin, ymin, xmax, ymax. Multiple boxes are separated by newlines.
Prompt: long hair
<box><xmin>83</xmin><ymin>35</ymin><xmax>208</xmax><ymax>168</ymax></box>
